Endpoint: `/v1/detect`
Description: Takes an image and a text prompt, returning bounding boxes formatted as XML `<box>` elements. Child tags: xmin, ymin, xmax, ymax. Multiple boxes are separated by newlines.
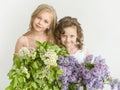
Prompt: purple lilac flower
<box><xmin>61</xmin><ymin>76</ymin><xmax>68</xmax><ymax>85</ymax></box>
<box><xmin>86</xmin><ymin>87</ymin><xmax>97</xmax><ymax>90</ymax></box>
<box><xmin>61</xmin><ymin>83</ymin><xmax>69</xmax><ymax>90</ymax></box>
<box><xmin>80</xmin><ymin>55</ymin><xmax>111</xmax><ymax>90</ymax></box>
<box><xmin>58</xmin><ymin>56</ymin><xmax>69</xmax><ymax>66</ymax></box>
<box><xmin>82</xmin><ymin>70</ymin><xmax>91</xmax><ymax>79</ymax></box>
<box><xmin>68</xmin><ymin>75</ymin><xmax>78</xmax><ymax>82</ymax></box>
<box><xmin>94</xmin><ymin>56</ymin><xmax>105</xmax><ymax>64</ymax></box>
<box><xmin>110</xmin><ymin>79</ymin><xmax>119</xmax><ymax>90</ymax></box>
<box><xmin>78</xmin><ymin>86</ymin><xmax>83</xmax><ymax>90</ymax></box>
<box><xmin>58</xmin><ymin>54</ymin><xmax>112</xmax><ymax>90</ymax></box>
<box><xmin>84</xmin><ymin>54</ymin><xmax>93</xmax><ymax>63</ymax></box>
<box><xmin>58</xmin><ymin>55</ymin><xmax>80</xmax><ymax>90</ymax></box>
<box><xmin>118</xmin><ymin>81</ymin><xmax>120</xmax><ymax>90</ymax></box>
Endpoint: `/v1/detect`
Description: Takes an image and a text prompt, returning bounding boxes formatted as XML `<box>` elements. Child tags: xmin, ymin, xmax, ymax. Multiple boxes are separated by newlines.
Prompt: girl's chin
<box><xmin>33</xmin><ymin>26</ymin><xmax>42</xmax><ymax>31</ymax></box>
<box><xmin>66</xmin><ymin>46</ymin><xmax>76</xmax><ymax>49</ymax></box>
<box><xmin>33</xmin><ymin>28</ymin><xmax>41</xmax><ymax>32</ymax></box>
<box><xmin>65</xmin><ymin>44</ymin><xmax>75</xmax><ymax>48</ymax></box>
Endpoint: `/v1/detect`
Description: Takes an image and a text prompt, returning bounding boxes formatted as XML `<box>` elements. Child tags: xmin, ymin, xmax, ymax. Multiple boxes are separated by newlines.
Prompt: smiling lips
<box><xmin>36</xmin><ymin>24</ymin><xmax>42</xmax><ymax>29</ymax></box>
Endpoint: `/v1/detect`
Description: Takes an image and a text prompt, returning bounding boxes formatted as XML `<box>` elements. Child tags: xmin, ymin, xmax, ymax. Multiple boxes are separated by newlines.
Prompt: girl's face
<box><xmin>60</xmin><ymin>26</ymin><xmax>78</xmax><ymax>49</ymax></box>
<box><xmin>32</xmin><ymin>11</ymin><xmax>52</xmax><ymax>32</ymax></box>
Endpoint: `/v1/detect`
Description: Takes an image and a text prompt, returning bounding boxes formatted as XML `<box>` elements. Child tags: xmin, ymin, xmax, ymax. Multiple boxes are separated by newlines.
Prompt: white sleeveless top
<box><xmin>70</xmin><ymin>49</ymin><xmax>86</xmax><ymax>64</ymax></box>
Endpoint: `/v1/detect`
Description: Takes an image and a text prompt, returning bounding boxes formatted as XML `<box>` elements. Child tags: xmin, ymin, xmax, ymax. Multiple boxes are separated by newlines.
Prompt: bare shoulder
<box><xmin>15</xmin><ymin>35</ymin><xmax>27</xmax><ymax>53</ymax></box>
<box><xmin>17</xmin><ymin>35</ymin><xmax>27</xmax><ymax>44</ymax></box>
<box><xmin>17</xmin><ymin>31</ymin><xmax>31</xmax><ymax>43</ymax></box>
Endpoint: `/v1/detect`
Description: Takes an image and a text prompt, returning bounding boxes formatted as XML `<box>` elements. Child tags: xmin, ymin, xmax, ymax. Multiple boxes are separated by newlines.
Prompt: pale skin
<box><xmin>60</xmin><ymin>26</ymin><xmax>79</xmax><ymax>54</ymax></box>
<box><xmin>15</xmin><ymin>11</ymin><xmax>53</xmax><ymax>53</ymax></box>
<box><xmin>60</xmin><ymin>26</ymin><xmax>89</xmax><ymax>55</ymax></box>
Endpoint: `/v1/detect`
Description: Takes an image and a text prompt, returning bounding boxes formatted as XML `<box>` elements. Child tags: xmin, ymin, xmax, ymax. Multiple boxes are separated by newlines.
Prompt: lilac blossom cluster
<box><xmin>81</xmin><ymin>55</ymin><xmax>120</xmax><ymax>90</ymax></box>
<box><xmin>58</xmin><ymin>56</ymin><xmax>80</xmax><ymax>90</ymax></box>
<box><xmin>110</xmin><ymin>78</ymin><xmax>120</xmax><ymax>90</ymax></box>
<box><xmin>78</xmin><ymin>55</ymin><xmax>111</xmax><ymax>90</ymax></box>
<box><xmin>58</xmin><ymin>55</ymin><xmax>120</xmax><ymax>90</ymax></box>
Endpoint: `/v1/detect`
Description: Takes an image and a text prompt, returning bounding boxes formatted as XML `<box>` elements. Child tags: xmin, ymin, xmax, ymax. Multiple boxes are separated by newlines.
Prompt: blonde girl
<box><xmin>15</xmin><ymin>4</ymin><xmax>57</xmax><ymax>53</ymax></box>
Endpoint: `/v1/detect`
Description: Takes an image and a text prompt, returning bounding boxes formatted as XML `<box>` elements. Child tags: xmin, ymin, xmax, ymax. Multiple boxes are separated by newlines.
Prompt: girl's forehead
<box><xmin>38</xmin><ymin>9</ymin><xmax>52</xmax><ymax>15</ymax></box>
<box><xmin>64</xmin><ymin>26</ymin><xmax>77</xmax><ymax>31</ymax></box>
<box><xmin>63</xmin><ymin>26</ymin><xmax>77</xmax><ymax>34</ymax></box>
<box><xmin>37</xmin><ymin>10</ymin><xmax>53</xmax><ymax>20</ymax></box>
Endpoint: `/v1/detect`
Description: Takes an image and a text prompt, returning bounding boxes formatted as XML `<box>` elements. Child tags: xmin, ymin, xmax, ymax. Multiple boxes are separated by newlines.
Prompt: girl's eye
<box><xmin>37</xmin><ymin>16</ymin><xmax>41</xmax><ymax>19</ymax></box>
<box><xmin>44</xmin><ymin>20</ymin><xmax>48</xmax><ymax>23</ymax></box>
<box><xmin>61</xmin><ymin>34</ymin><xmax>66</xmax><ymax>38</ymax></box>
<box><xmin>70</xmin><ymin>35</ymin><xmax>75</xmax><ymax>38</ymax></box>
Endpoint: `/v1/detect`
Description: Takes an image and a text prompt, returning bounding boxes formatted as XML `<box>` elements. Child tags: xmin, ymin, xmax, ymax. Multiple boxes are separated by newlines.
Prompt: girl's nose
<box><xmin>66</xmin><ymin>37</ymin><xmax>70</xmax><ymax>42</ymax></box>
<box><xmin>38</xmin><ymin>20</ymin><xmax>42</xmax><ymax>25</ymax></box>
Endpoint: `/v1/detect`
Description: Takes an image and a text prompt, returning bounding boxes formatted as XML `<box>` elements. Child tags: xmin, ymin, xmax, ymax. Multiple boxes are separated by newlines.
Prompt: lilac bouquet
<box><xmin>58</xmin><ymin>54</ymin><xmax>119</xmax><ymax>90</ymax></box>
<box><xmin>110</xmin><ymin>78</ymin><xmax>120</xmax><ymax>90</ymax></box>
<box><xmin>58</xmin><ymin>56</ymin><xmax>80</xmax><ymax>90</ymax></box>
<box><xmin>77</xmin><ymin>55</ymin><xmax>111</xmax><ymax>90</ymax></box>
<box><xmin>79</xmin><ymin>55</ymin><xmax>120</xmax><ymax>90</ymax></box>
<box><xmin>6</xmin><ymin>39</ymin><xmax>120</xmax><ymax>90</ymax></box>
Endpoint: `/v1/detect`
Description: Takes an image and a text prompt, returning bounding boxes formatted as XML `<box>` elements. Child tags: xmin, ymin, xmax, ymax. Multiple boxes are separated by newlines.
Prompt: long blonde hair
<box><xmin>29</xmin><ymin>4</ymin><xmax>57</xmax><ymax>43</ymax></box>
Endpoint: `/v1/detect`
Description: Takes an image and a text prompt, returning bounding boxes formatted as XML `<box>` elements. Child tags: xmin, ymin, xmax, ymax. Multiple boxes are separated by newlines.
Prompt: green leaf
<box><xmin>43</xmin><ymin>85</ymin><xmax>49</xmax><ymax>90</ymax></box>
<box><xmin>32</xmin><ymin>62</ymin><xmax>39</xmax><ymax>69</ymax></box>
<box><xmin>53</xmin><ymin>86</ymin><xmax>60</xmax><ymax>90</ymax></box>
<box><xmin>42</xmin><ymin>41</ymin><xmax>49</xmax><ymax>49</ymax></box>
<box><xmin>85</xmin><ymin>63</ymin><xmax>94</xmax><ymax>70</ymax></box>
<box><xmin>35</xmin><ymin>40</ymin><xmax>43</xmax><ymax>47</ymax></box>
<box><xmin>5</xmin><ymin>85</ymin><xmax>13</xmax><ymax>90</ymax></box>
<box><xmin>14</xmin><ymin>57</ymin><xmax>21</xmax><ymax>68</ymax></box>
<box><xmin>57</xmin><ymin>69</ymin><xmax>63</xmax><ymax>75</ymax></box>
<box><xmin>68</xmin><ymin>83</ymin><xmax>77</xmax><ymax>90</ymax></box>
<box><xmin>31</xmin><ymin>82</ymin><xmax>38</xmax><ymax>89</ymax></box>
<box><xmin>6</xmin><ymin>40</ymin><xmax>69</xmax><ymax>90</ymax></box>
<box><xmin>57</xmin><ymin>81</ymin><xmax>62</xmax><ymax>88</ymax></box>
<box><xmin>13</xmin><ymin>77</ymin><xmax>18</xmax><ymax>88</ymax></box>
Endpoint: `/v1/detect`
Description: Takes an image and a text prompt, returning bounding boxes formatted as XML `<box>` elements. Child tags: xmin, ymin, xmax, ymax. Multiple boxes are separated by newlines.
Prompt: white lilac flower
<box><xmin>39</xmin><ymin>66</ymin><xmax>50</xmax><ymax>79</ymax></box>
<box><xmin>78</xmin><ymin>86</ymin><xmax>83</xmax><ymax>90</ymax></box>
<box><xmin>30</xmin><ymin>48</ymin><xmax>36</xmax><ymax>60</ymax></box>
<box><xmin>20</xmin><ymin>66</ymin><xmax>30</xmax><ymax>78</ymax></box>
<box><xmin>6</xmin><ymin>41</ymin><xmax>67</xmax><ymax>90</ymax></box>
<box><xmin>42</xmin><ymin>49</ymin><xmax>58</xmax><ymax>66</ymax></box>
<box><xmin>18</xmin><ymin>47</ymin><xmax>30</xmax><ymax>59</ymax></box>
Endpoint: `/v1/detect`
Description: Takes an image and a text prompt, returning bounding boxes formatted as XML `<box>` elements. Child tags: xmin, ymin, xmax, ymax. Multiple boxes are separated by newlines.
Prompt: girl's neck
<box><xmin>26</xmin><ymin>30</ymin><xmax>48</xmax><ymax>42</ymax></box>
<box><xmin>67</xmin><ymin>47</ymin><xmax>79</xmax><ymax>54</ymax></box>
<box><xmin>30</xmin><ymin>30</ymin><xmax>47</xmax><ymax>36</ymax></box>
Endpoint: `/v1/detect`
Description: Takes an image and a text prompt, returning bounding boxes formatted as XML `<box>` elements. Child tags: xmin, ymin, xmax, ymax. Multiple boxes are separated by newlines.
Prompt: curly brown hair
<box><xmin>54</xmin><ymin>16</ymin><xmax>84</xmax><ymax>50</ymax></box>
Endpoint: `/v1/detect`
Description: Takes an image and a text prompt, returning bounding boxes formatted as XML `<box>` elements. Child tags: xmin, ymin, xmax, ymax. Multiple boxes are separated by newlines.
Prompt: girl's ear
<box><xmin>47</xmin><ymin>27</ymin><xmax>49</xmax><ymax>30</ymax></box>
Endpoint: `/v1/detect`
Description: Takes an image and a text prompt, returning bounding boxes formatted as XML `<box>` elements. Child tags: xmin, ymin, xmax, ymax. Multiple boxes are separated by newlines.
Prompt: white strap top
<box><xmin>71</xmin><ymin>50</ymin><xmax>86</xmax><ymax>64</ymax></box>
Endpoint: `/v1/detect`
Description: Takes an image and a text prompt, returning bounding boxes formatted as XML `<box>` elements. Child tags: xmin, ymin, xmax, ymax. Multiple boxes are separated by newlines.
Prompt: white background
<box><xmin>0</xmin><ymin>0</ymin><xmax>120</xmax><ymax>90</ymax></box>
